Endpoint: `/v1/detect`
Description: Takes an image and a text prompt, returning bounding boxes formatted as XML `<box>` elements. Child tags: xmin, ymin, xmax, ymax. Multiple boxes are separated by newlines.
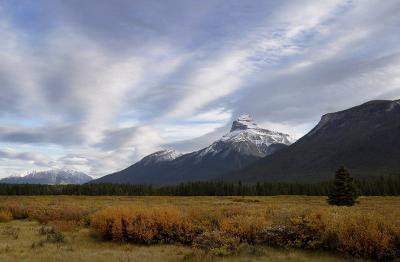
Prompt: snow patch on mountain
<box><xmin>194</xmin><ymin>115</ymin><xmax>295</xmax><ymax>159</ymax></box>
<box><xmin>230</xmin><ymin>114</ymin><xmax>259</xmax><ymax>131</ymax></box>
<box><xmin>140</xmin><ymin>150</ymin><xmax>181</xmax><ymax>166</ymax></box>
<box><xmin>0</xmin><ymin>169</ymin><xmax>92</xmax><ymax>184</ymax></box>
<box><xmin>126</xmin><ymin>115</ymin><xmax>295</xmax><ymax>167</ymax></box>
<box><xmin>386</xmin><ymin>101</ymin><xmax>400</xmax><ymax>112</ymax></box>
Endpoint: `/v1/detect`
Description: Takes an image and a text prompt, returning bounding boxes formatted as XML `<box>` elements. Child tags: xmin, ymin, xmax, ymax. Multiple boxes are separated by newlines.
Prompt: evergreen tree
<box><xmin>328</xmin><ymin>166</ymin><xmax>358</xmax><ymax>206</ymax></box>
<box><xmin>0</xmin><ymin>174</ymin><xmax>398</xmax><ymax>196</ymax></box>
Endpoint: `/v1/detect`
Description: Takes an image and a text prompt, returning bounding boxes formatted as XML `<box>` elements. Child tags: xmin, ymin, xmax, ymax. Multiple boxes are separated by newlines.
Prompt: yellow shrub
<box><xmin>90</xmin><ymin>206</ymin><xmax>196</xmax><ymax>244</ymax></box>
<box><xmin>31</xmin><ymin>206</ymin><xmax>89</xmax><ymax>224</ymax></box>
<box><xmin>289</xmin><ymin>209</ymin><xmax>327</xmax><ymax>248</ymax></box>
<box><xmin>219</xmin><ymin>214</ymin><xmax>269</xmax><ymax>243</ymax></box>
<box><xmin>0</xmin><ymin>209</ymin><xmax>12</xmax><ymax>222</ymax></box>
<box><xmin>1</xmin><ymin>196</ymin><xmax>398</xmax><ymax>260</ymax></box>
<box><xmin>332</xmin><ymin>212</ymin><xmax>399</xmax><ymax>259</ymax></box>
<box><xmin>193</xmin><ymin>231</ymin><xmax>240</xmax><ymax>255</ymax></box>
<box><xmin>282</xmin><ymin>208</ymin><xmax>400</xmax><ymax>259</ymax></box>
<box><xmin>1</xmin><ymin>203</ymin><xmax>31</xmax><ymax>219</ymax></box>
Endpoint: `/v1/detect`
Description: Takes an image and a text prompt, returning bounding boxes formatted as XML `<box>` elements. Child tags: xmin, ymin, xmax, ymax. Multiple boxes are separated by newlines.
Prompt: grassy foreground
<box><xmin>0</xmin><ymin>196</ymin><xmax>399</xmax><ymax>261</ymax></box>
<box><xmin>0</xmin><ymin>220</ymin><xmax>349</xmax><ymax>262</ymax></box>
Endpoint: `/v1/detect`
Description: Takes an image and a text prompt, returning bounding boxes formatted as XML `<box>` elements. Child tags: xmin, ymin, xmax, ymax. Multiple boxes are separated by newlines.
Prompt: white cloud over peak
<box><xmin>0</xmin><ymin>0</ymin><xmax>399</xmax><ymax>177</ymax></box>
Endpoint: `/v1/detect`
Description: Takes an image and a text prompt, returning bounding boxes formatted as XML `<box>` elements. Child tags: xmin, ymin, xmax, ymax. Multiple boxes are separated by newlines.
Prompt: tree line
<box><xmin>0</xmin><ymin>175</ymin><xmax>398</xmax><ymax>196</ymax></box>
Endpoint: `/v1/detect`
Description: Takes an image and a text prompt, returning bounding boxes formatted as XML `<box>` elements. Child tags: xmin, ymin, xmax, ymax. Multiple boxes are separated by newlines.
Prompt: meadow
<box><xmin>0</xmin><ymin>196</ymin><xmax>399</xmax><ymax>261</ymax></box>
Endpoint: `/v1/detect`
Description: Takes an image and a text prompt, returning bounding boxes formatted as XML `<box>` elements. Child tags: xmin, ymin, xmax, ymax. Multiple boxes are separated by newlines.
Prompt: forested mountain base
<box><xmin>0</xmin><ymin>175</ymin><xmax>399</xmax><ymax>196</ymax></box>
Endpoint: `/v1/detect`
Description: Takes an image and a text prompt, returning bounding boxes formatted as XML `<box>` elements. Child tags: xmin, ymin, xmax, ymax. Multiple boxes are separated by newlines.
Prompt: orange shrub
<box><xmin>30</xmin><ymin>206</ymin><xmax>90</xmax><ymax>224</ymax></box>
<box><xmin>219</xmin><ymin>214</ymin><xmax>269</xmax><ymax>243</ymax></box>
<box><xmin>269</xmin><ymin>208</ymin><xmax>400</xmax><ymax>259</ymax></box>
<box><xmin>288</xmin><ymin>209</ymin><xmax>327</xmax><ymax>249</ymax></box>
<box><xmin>89</xmin><ymin>204</ymin><xmax>400</xmax><ymax>259</ymax></box>
<box><xmin>0</xmin><ymin>201</ymin><xmax>91</xmax><ymax>225</ymax></box>
<box><xmin>331</xmin><ymin>212</ymin><xmax>399</xmax><ymax>259</ymax></box>
<box><xmin>90</xmin><ymin>206</ymin><xmax>196</xmax><ymax>244</ymax></box>
<box><xmin>1</xmin><ymin>203</ymin><xmax>31</xmax><ymax>219</ymax></box>
<box><xmin>0</xmin><ymin>209</ymin><xmax>13</xmax><ymax>222</ymax></box>
<box><xmin>0</xmin><ymin>196</ymin><xmax>398</xmax><ymax>259</ymax></box>
<box><xmin>187</xmin><ymin>208</ymin><xmax>222</xmax><ymax>232</ymax></box>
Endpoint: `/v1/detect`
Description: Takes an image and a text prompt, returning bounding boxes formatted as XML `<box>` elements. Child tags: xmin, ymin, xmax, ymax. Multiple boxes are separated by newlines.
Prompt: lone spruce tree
<box><xmin>328</xmin><ymin>166</ymin><xmax>358</xmax><ymax>206</ymax></box>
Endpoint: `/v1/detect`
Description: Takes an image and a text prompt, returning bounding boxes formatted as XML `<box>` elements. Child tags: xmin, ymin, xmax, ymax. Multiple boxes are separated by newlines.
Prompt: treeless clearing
<box><xmin>0</xmin><ymin>196</ymin><xmax>399</xmax><ymax>261</ymax></box>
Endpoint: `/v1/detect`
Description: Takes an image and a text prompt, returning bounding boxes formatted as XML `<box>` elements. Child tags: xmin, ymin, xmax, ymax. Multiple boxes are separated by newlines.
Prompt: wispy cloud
<box><xmin>0</xmin><ymin>0</ymin><xmax>399</xmax><ymax>177</ymax></box>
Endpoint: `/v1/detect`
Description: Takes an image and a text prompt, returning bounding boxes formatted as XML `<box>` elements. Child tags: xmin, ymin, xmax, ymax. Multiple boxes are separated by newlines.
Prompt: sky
<box><xmin>0</xmin><ymin>0</ymin><xmax>399</xmax><ymax>178</ymax></box>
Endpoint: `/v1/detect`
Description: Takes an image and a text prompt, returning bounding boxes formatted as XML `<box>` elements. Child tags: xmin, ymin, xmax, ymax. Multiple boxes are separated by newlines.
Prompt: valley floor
<box><xmin>0</xmin><ymin>196</ymin><xmax>398</xmax><ymax>261</ymax></box>
<box><xmin>0</xmin><ymin>220</ymin><xmax>354</xmax><ymax>262</ymax></box>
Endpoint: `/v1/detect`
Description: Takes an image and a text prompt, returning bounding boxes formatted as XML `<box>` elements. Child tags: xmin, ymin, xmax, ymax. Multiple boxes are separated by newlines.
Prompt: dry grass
<box><xmin>0</xmin><ymin>196</ymin><xmax>399</xmax><ymax>260</ymax></box>
<box><xmin>90</xmin><ymin>206</ymin><xmax>196</xmax><ymax>244</ymax></box>
<box><xmin>0</xmin><ymin>220</ymin><xmax>351</xmax><ymax>262</ymax></box>
<box><xmin>0</xmin><ymin>209</ymin><xmax>12</xmax><ymax>222</ymax></box>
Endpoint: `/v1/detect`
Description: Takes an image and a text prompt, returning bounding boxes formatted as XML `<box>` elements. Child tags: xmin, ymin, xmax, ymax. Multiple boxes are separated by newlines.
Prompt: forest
<box><xmin>0</xmin><ymin>175</ymin><xmax>399</xmax><ymax>196</ymax></box>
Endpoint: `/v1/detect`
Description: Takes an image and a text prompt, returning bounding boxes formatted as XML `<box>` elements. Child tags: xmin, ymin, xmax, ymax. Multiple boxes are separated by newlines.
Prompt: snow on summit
<box><xmin>196</xmin><ymin>115</ymin><xmax>295</xmax><ymax>159</ymax></box>
<box><xmin>223</xmin><ymin>115</ymin><xmax>295</xmax><ymax>146</ymax></box>
<box><xmin>230</xmin><ymin>114</ymin><xmax>260</xmax><ymax>131</ymax></box>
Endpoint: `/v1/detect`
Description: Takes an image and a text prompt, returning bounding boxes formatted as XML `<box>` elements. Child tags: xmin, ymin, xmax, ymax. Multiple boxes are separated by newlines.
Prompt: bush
<box><xmin>219</xmin><ymin>214</ymin><xmax>268</xmax><ymax>243</ymax></box>
<box><xmin>1</xmin><ymin>204</ymin><xmax>30</xmax><ymax>219</ymax></box>
<box><xmin>39</xmin><ymin>226</ymin><xmax>65</xmax><ymax>243</ymax></box>
<box><xmin>271</xmin><ymin>208</ymin><xmax>399</xmax><ymax>260</ymax></box>
<box><xmin>31</xmin><ymin>207</ymin><xmax>90</xmax><ymax>224</ymax></box>
<box><xmin>331</xmin><ymin>213</ymin><xmax>399</xmax><ymax>259</ymax></box>
<box><xmin>0</xmin><ymin>209</ymin><xmax>13</xmax><ymax>222</ymax></box>
<box><xmin>261</xmin><ymin>224</ymin><xmax>295</xmax><ymax>247</ymax></box>
<box><xmin>288</xmin><ymin>209</ymin><xmax>327</xmax><ymax>249</ymax></box>
<box><xmin>1</xmin><ymin>225</ymin><xmax>20</xmax><ymax>239</ymax></box>
<box><xmin>90</xmin><ymin>206</ymin><xmax>196</xmax><ymax>244</ymax></box>
<box><xmin>192</xmin><ymin>231</ymin><xmax>240</xmax><ymax>256</ymax></box>
<box><xmin>88</xmin><ymin>205</ymin><xmax>400</xmax><ymax>259</ymax></box>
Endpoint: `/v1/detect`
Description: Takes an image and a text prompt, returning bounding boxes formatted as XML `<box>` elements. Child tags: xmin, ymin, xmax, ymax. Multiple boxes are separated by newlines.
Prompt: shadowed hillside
<box><xmin>224</xmin><ymin>100</ymin><xmax>400</xmax><ymax>182</ymax></box>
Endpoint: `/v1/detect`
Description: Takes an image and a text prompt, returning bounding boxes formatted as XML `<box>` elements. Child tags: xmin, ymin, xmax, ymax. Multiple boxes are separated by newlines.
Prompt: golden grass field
<box><xmin>0</xmin><ymin>196</ymin><xmax>399</xmax><ymax>261</ymax></box>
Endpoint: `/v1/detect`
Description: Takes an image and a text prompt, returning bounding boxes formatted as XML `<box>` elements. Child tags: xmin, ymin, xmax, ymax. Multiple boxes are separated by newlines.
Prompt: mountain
<box><xmin>92</xmin><ymin>115</ymin><xmax>295</xmax><ymax>184</ymax></box>
<box><xmin>224</xmin><ymin>99</ymin><xmax>400</xmax><ymax>183</ymax></box>
<box><xmin>0</xmin><ymin>169</ymin><xmax>92</xmax><ymax>184</ymax></box>
<box><xmin>140</xmin><ymin>150</ymin><xmax>182</xmax><ymax>166</ymax></box>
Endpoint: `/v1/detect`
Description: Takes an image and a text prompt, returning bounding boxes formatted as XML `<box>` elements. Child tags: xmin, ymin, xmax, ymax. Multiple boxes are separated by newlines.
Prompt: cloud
<box><xmin>0</xmin><ymin>148</ymin><xmax>53</xmax><ymax>166</ymax></box>
<box><xmin>0</xmin><ymin>124</ymin><xmax>85</xmax><ymax>145</ymax></box>
<box><xmin>0</xmin><ymin>0</ymin><xmax>399</xmax><ymax>177</ymax></box>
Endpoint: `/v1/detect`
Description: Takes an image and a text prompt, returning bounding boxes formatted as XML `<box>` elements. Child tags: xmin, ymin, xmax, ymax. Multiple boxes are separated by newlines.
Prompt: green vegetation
<box><xmin>0</xmin><ymin>175</ymin><xmax>399</xmax><ymax>196</ymax></box>
<box><xmin>328</xmin><ymin>167</ymin><xmax>358</xmax><ymax>206</ymax></box>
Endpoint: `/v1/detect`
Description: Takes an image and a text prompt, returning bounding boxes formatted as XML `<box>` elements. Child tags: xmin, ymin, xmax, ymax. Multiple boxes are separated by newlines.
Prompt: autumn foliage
<box><xmin>0</xmin><ymin>209</ymin><xmax>12</xmax><ymax>222</ymax></box>
<box><xmin>0</xmin><ymin>196</ymin><xmax>399</xmax><ymax>259</ymax></box>
<box><xmin>89</xmin><ymin>205</ymin><xmax>400</xmax><ymax>260</ymax></box>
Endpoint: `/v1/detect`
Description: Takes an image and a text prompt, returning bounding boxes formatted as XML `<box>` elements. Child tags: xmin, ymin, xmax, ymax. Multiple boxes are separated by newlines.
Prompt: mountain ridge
<box><xmin>223</xmin><ymin>99</ymin><xmax>400</xmax><ymax>183</ymax></box>
<box><xmin>0</xmin><ymin>169</ymin><xmax>92</xmax><ymax>185</ymax></box>
<box><xmin>92</xmin><ymin>115</ymin><xmax>294</xmax><ymax>184</ymax></box>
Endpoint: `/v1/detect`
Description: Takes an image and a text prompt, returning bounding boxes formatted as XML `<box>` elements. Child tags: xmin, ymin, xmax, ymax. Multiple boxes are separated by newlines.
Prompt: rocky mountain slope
<box><xmin>0</xmin><ymin>169</ymin><xmax>92</xmax><ymax>184</ymax></box>
<box><xmin>224</xmin><ymin>100</ymin><xmax>400</xmax><ymax>182</ymax></box>
<box><xmin>92</xmin><ymin>115</ymin><xmax>294</xmax><ymax>184</ymax></box>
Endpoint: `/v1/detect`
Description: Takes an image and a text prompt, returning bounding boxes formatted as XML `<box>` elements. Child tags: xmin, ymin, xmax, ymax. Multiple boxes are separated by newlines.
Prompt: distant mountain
<box><xmin>224</xmin><ymin>100</ymin><xmax>400</xmax><ymax>183</ymax></box>
<box><xmin>0</xmin><ymin>169</ymin><xmax>92</xmax><ymax>184</ymax></box>
<box><xmin>92</xmin><ymin>115</ymin><xmax>295</xmax><ymax>184</ymax></box>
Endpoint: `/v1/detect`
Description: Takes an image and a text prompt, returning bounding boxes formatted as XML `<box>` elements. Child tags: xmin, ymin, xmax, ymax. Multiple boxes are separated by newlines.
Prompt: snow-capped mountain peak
<box><xmin>140</xmin><ymin>149</ymin><xmax>181</xmax><ymax>166</ymax></box>
<box><xmin>230</xmin><ymin>114</ymin><xmax>259</xmax><ymax>131</ymax></box>
<box><xmin>0</xmin><ymin>169</ymin><xmax>92</xmax><ymax>185</ymax></box>
<box><xmin>223</xmin><ymin>115</ymin><xmax>294</xmax><ymax>145</ymax></box>
<box><xmin>195</xmin><ymin>115</ymin><xmax>295</xmax><ymax>160</ymax></box>
<box><xmin>93</xmin><ymin>115</ymin><xmax>296</xmax><ymax>184</ymax></box>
